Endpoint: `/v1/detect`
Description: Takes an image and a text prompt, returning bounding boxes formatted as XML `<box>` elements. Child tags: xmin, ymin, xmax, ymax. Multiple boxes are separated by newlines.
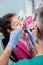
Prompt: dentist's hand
<box><xmin>25</xmin><ymin>28</ymin><xmax>36</xmax><ymax>45</ymax></box>
<box><xmin>8</xmin><ymin>29</ymin><xmax>22</xmax><ymax>48</ymax></box>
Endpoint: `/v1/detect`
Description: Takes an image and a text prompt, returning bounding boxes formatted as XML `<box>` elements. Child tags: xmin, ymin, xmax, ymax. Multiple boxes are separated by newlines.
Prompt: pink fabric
<box><xmin>13</xmin><ymin>41</ymin><xmax>32</xmax><ymax>60</ymax></box>
<box><xmin>13</xmin><ymin>33</ymin><xmax>34</xmax><ymax>60</ymax></box>
<box><xmin>28</xmin><ymin>22</ymin><xmax>35</xmax><ymax>28</ymax></box>
<box><xmin>19</xmin><ymin>33</ymin><xmax>32</xmax><ymax>50</ymax></box>
<box><xmin>24</xmin><ymin>16</ymin><xmax>33</xmax><ymax>27</ymax></box>
<box><xmin>24</xmin><ymin>16</ymin><xmax>35</xmax><ymax>28</ymax></box>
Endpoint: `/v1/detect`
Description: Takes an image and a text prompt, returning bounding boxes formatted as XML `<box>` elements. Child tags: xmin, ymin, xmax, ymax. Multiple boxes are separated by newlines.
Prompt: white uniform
<box><xmin>25</xmin><ymin>0</ymin><xmax>33</xmax><ymax>16</ymax></box>
<box><xmin>34</xmin><ymin>0</ymin><xmax>43</xmax><ymax>9</ymax></box>
<box><xmin>25</xmin><ymin>0</ymin><xmax>43</xmax><ymax>16</ymax></box>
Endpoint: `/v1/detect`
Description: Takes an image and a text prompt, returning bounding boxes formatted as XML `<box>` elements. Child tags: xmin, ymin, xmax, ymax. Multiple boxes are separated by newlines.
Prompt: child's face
<box><xmin>10</xmin><ymin>15</ymin><xmax>23</xmax><ymax>30</ymax></box>
<box><xmin>10</xmin><ymin>15</ymin><xmax>25</xmax><ymax>38</ymax></box>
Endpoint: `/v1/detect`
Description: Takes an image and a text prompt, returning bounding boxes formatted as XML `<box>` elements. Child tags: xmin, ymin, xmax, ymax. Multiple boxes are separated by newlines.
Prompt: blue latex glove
<box><xmin>25</xmin><ymin>28</ymin><xmax>36</xmax><ymax>44</ymax></box>
<box><xmin>8</xmin><ymin>29</ymin><xmax>22</xmax><ymax>48</ymax></box>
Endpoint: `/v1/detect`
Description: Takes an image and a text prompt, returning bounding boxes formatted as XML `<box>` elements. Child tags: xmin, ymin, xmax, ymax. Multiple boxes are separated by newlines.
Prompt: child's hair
<box><xmin>0</xmin><ymin>13</ymin><xmax>16</xmax><ymax>47</ymax></box>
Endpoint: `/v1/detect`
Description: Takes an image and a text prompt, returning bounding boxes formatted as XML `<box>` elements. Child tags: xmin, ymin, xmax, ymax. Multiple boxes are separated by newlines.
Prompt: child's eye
<box><xmin>13</xmin><ymin>21</ymin><xmax>19</xmax><ymax>26</ymax></box>
<box><xmin>13</xmin><ymin>23</ymin><xmax>17</xmax><ymax>26</ymax></box>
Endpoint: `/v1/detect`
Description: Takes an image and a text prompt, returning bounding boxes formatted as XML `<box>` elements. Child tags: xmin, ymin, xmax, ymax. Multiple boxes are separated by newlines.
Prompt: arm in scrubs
<box><xmin>10</xmin><ymin>55</ymin><xmax>43</xmax><ymax>65</ymax></box>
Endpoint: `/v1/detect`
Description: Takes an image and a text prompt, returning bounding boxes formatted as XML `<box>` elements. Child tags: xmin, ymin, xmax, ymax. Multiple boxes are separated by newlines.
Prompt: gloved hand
<box><xmin>8</xmin><ymin>29</ymin><xmax>22</xmax><ymax>48</ymax></box>
<box><xmin>25</xmin><ymin>28</ymin><xmax>36</xmax><ymax>44</ymax></box>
